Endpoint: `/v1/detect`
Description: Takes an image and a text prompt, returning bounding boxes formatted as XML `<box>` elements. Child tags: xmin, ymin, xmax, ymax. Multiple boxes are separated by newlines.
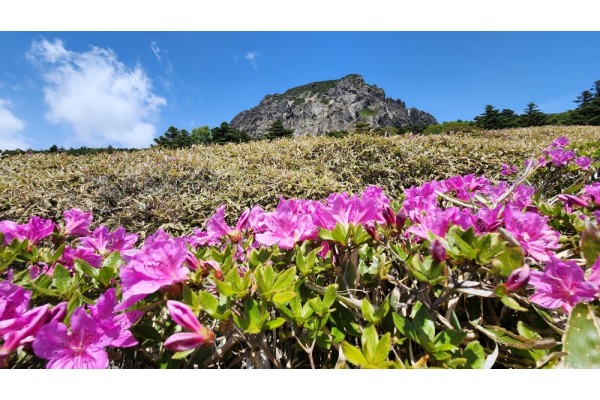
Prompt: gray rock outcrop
<box><xmin>230</xmin><ymin>74</ymin><xmax>437</xmax><ymax>137</ymax></box>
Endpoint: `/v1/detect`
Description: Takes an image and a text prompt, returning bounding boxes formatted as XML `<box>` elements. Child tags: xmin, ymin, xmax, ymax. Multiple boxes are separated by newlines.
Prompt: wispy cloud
<box><xmin>150</xmin><ymin>40</ymin><xmax>161</xmax><ymax>61</ymax></box>
<box><xmin>0</xmin><ymin>99</ymin><xmax>29</xmax><ymax>150</ymax></box>
<box><xmin>245</xmin><ymin>51</ymin><xmax>259</xmax><ymax>69</ymax></box>
<box><xmin>28</xmin><ymin>39</ymin><xmax>166</xmax><ymax>148</ymax></box>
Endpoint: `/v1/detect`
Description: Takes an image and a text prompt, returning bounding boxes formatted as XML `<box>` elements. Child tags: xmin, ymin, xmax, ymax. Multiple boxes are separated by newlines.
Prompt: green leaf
<box><xmin>318</xmin><ymin>228</ymin><xmax>335</xmax><ymax>242</ymax></box>
<box><xmin>322</xmin><ymin>284</ymin><xmax>337</xmax><ymax>309</ymax></box>
<box><xmin>491</xmin><ymin>246</ymin><xmax>525</xmax><ymax>277</ymax></box>
<box><xmin>434</xmin><ymin>330</ymin><xmax>466</xmax><ymax>350</ymax></box>
<box><xmin>52</xmin><ymin>264</ymin><xmax>72</xmax><ymax>293</ymax></box>
<box><xmin>341</xmin><ymin>342</ymin><xmax>368</xmax><ymax>367</ymax></box>
<box><xmin>412</xmin><ymin>301</ymin><xmax>435</xmax><ymax>341</ymax></box>
<box><xmin>65</xmin><ymin>291</ymin><xmax>82</xmax><ymax>323</ymax></box>
<box><xmin>132</xmin><ymin>324</ymin><xmax>163</xmax><ymax>342</ymax></box>
<box><xmin>361</xmin><ymin>325</ymin><xmax>379</xmax><ymax>363</ymax></box>
<box><xmin>265</xmin><ymin>318</ymin><xmax>286</xmax><ymax>330</ymax></box>
<box><xmin>562</xmin><ymin>303</ymin><xmax>600</xmax><ymax>368</ymax></box>
<box><xmin>373</xmin><ymin>333</ymin><xmax>391</xmax><ymax>364</ymax></box>
<box><xmin>254</xmin><ymin>264</ymin><xmax>276</xmax><ymax>295</ymax></box>
<box><xmin>172</xmin><ymin>349</ymin><xmax>195</xmax><ymax>360</ymax></box>
<box><xmin>272</xmin><ymin>267</ymin><xmax>296</xmax><ymax>292</ymax></box>
<box><xmin>463</xmin><ymin>341</ymin><xmax>485</xmax><ymax>369</ymax></box>
<box><xmin>198</xmin><ymin>290</ymin><xmax>219</xmax><ymax>315</ymax></box>
<box><xmin>214</xmin><ymin>280</ymin><xmax>236</xmax><ymax>297</ymax></box>
<box><xmin>73</xmin><ymin>258</ymin><xmax>98</xmax><ymax>278</ymax></box>
<box><xmin>103</xmin><ymin>251</ymin><xmax>122</xmax><ymax>271</ymax></box>
<box><xmin>97</xmin><ymin>266</ymin><xmax>116</xmax><ymax>287</ymax></box>
<box><xmin>352</xmin><ymin>224</ymin><xmax>372</xmax><ymax>246</ymax></box>
<box><xmin>581</xmin><ymin>219</ymin><xmax>600</xmax><ymax>267</ymax></box>
<box><xmin>473</xmin><ymin>324</ymin><xmax>558</xmax><ymax>350</ymax></box>
<box><xmin>361</xmin><ymin>299</ymin><xmax>376</xmax><ymax>324</ymax></box>
<box><xmin>332</xmin><ymin>224</ymin><xmax>349</xmax><ymax>245</ymax></box>
<box><xmin>272</xmin><ymin>291</ymin><xmax>297</xmax><ymax>306</ymax></box>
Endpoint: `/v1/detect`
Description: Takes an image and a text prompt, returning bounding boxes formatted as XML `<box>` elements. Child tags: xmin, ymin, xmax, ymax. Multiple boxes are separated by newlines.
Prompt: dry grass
<box><xmin>1</xmin><ymin>126</ymin><xmax>598</xmax><ymax>235</ymax></box>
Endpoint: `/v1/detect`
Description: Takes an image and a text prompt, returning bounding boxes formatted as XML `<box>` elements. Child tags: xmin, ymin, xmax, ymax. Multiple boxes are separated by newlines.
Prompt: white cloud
<box><xmin>245</xmin><ymin>51</ymin><xmax>259</xmax><ymax>69</ymax></box>
<box><xmin>0</xmin><ymin>99</ymin><xmax>29</xmax><ymax>150</ymax></box>
<box><xmin>150</xmin><ymin>41</ymin><xmax>161</xmax><ymax>61</ymax></box>
<box><xmin>28</xmin><ymin>39</ymin><xmax>166</xmax><ymax>148</ymax></box>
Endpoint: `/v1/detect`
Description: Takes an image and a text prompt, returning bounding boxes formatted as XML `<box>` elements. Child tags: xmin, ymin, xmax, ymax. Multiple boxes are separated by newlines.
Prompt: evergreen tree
<box><xmin>191</xmin><ymin>125</ymin><xmax>212</xmax><ymax>145</ymax></box>
<box><xmin>211</xmin><ymin>122</ymin><xmax>251</xmax><ymax>144</ymax></box>
<box><xmin>474</xmin><ymin>105</ymin><xmax>502</xmax><ymax>130</ymax></box>
<box><xmin>265</xmin><ymin>119</ymin><xmax>294</xmax><ymax>140</ymax></box>
<box><xmin>153</xmin><ymin>126</ymin><xmax>194</xmax><ymax>149</ymax></box>
<box><xmin>520</xmin><ymin>102</ymin><xmax>547</xmax><ymax>127</ymax></box>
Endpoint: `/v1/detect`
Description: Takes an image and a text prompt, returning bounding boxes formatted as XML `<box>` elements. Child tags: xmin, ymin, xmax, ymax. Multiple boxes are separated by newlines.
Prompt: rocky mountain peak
<box><xmin>230</xmin><ymin>74</ymin><xmax>436</xmax><ymax>137</ymax></box>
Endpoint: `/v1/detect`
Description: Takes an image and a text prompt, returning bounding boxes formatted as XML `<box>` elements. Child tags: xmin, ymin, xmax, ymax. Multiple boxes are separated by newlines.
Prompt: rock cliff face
<box><xmin>230</xmin><ymin>74</ymin><xmax>437</xmax><ymax>137</ymax></box>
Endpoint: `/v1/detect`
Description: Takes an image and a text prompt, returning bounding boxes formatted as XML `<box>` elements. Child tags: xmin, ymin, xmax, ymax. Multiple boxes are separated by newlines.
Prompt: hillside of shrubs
<box><xmin>1</xmin><ymin>127</ymin><xmax>599</xmax><ymax>369</ymax></box>
<box><xmin>1</xmin><ymin>126</ymin><xmax>598</xmax><ymax>236</ymax></box>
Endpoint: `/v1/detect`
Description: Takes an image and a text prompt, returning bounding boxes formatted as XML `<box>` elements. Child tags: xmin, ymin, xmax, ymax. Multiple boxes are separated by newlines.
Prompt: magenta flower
<box><xmin>63</xmin><ymin>208</ymin><xmax>92</xmax><ymax>237</ymax></box>
<box><xmin>0</xmin><ymin>305</ymin><xmax>49</xmax><ymax>357</ymax></box>
<box><xmin>316</xmin><ymin>187</ymin><xmax>389</xmax><ymax>230</ymax></box>
<box><xmin>255</xmin><ymin>202</ymin><xmax>317</xmax><ymax>250</ymax></box>
<box><xmin>0</xmin><ymin>282</ymin><xmax>31</xmax><ymax>333</ymax></box>
<box><xmin>164</xmin><ymin>301</ymin><xmax>215</xmax><ymax>352</ymax></box>
<box><xmin>582</xmin><ymin>182</ymin><xmax>600</xmax><ymax>206</ymax></box>
<box><xmin>529</xmin><ymin>256</ymin><xmax>596</xmax><ymax>313</ymax></box>
<box><xmin>88</xmin><ymin>289</ymin><xmax>143</xmax><ymax>348</ymax></box>
<box><xmin>503</xmin><ymin>209</ymin><xmax>559</xmax><ymax>262</ymax></box>
<box><xmin>2</xmin><ymin>216</ymin><xmax>55</xmax><ymax>246</ymax></box>
<box><xmin>116</xmin><ymin>230</ymin><xmax>189</xmax><ymax>311</ymax></box>
<box><xmin>574</xmin><ymin>156</ymin><xmax>592</xmax><ymax>171</ymax></box>
<box><xmin>504</xmin><ymin>265</ymin><xmax>530</xmax><ymax>292</ymax></box>
<box><xmin>557</xmin><ymin>194</ymin><xmax>589</xmax><ymax>214</ymax></box>
<box><xmin>546</xmin><ymin>148</ymin><xmax>575</xmax><ymax>167</ymax></box>
<box><xmin>0</xmin><ymin>220</ymin><xmax>18</xmax><ymax>244</ymax></box>
<box><xmin>79</xmin><ymin>225</ymin><xmax>138</xmax><ymax>256</ymax></box>
<box><xmin>430</xmin><ymin>240</ymin><xmax>447</xmax><ymax>262</ymax></box>
<box><xmin>33</xmin><ymin>307</ymin><xmax>115</xmax><ymax>369</ymax></box>
<box><xmin>58</xmin><ymin>246</ymin><xmax>103</xmax><ymax>269</ymax></box>
<box><xmin>551</xmin><ymin>136</ymin><xmax>569</xmax><ymax>148</ymax></box>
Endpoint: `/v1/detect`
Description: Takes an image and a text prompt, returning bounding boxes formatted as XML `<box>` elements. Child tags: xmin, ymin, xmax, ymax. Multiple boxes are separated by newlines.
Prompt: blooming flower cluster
<box><xmin>0</xmin><ymin>136</ymin><xmax>598</xmax><ymax>368</ymax></box>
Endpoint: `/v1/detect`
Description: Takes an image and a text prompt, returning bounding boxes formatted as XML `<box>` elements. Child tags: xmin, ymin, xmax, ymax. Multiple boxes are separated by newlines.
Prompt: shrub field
<box><xmin>1</xmin><ymin>126</ymin><xmax>600</xmax><ymax>369</ymax></box>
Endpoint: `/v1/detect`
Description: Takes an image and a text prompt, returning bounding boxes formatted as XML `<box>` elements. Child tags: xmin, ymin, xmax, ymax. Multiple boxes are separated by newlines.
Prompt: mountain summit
<box><xmin>230</xmin><ymin>74</ymin><xmax>437</xmax><ymax>137</ymax></box>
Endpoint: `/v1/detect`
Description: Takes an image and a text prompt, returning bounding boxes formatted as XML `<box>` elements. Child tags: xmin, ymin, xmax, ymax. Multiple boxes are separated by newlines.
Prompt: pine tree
<box><xmin>265</xmin><ymin>119</ymin><xmax>294</xmax><ymax>140</ymax></box>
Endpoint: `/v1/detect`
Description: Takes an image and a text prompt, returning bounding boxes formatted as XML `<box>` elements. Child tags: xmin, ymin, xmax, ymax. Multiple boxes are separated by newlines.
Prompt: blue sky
<box><xmin>1</xmin><ymin>32</ymin><xmax>599</xmax><ymax>150</ymax></box>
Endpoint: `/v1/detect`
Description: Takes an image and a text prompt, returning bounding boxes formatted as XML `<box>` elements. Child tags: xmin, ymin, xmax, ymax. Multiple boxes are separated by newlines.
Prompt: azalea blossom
<box><xmin>79</xmin><ymin>225</ymin><xmax>138</xmax><ymax>257</ymax></box>
<box><xmin>63</xmin><ymin>208</ymin><xmax>92</xmax><ymax>237</ymax></box>
<box><xmin>89</xmin><ymin>289</ymin><xmax>143</xmax><ymax>348</ymax></box>
<box><xmin>0</xmin><ymin>217</ymin><xmax>55</xmax><ymax>246</ymax></box>
<box><xmin>33</xmin><ymin>307</ymin><xmax>115</xmax><ymax>369</ymax></box>
<box><xmin>164</xmin><ymin>301</ymin><xmax>215</xmax><ymax>352</ymax></box>
<box><xmin>503</xmin><ymin>209</ymin><xmax>559</xmax><ymax>262</ymax></box>
<box><xmin>582</xmin><ymin>182</ymin><xmax>600</xmax><ymax>206</ymax></box>
<box><xmin>255</xmin><ymin>201</ymin><xmax>317</xmax><ymax>249</ymax></box>
<box><xmin>116</xmin><ymin>230</ymin><xmax>189</xmax><ymax>311</ymax></box>
<box><xmin>574</xmin><ymin>156</ymin><xmax>592</xmax><ymax>170</ymax></box>
<box><xmin>529</xmin><ymin>256</ymin><xmax>596</xmax><ymax>313</ymax></box>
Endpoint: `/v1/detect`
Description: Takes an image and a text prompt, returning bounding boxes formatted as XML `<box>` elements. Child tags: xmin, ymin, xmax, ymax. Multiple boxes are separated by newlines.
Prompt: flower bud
<box><xmin>382</xmin><ymin>206</ymin><xmax>396</xmax><ymax>226</ymax></box>
<box><xmin>365</xmin><ymin>224</ymin><xmax>380</xmax><ymax>241</ymax></box>
<box><xmin>395</xmin><ymin>209</ymin><xmax>407</xmax><ymax>231</ymax></box>
<box><xmin>505</xmin><ymin>265</ymin><xmax>530</xmax><ymax>292</ymax></box>
<box><xmin>430</xmin><ymin>239</ymin><xmax>447</xmax><ymax>263</ymax></box>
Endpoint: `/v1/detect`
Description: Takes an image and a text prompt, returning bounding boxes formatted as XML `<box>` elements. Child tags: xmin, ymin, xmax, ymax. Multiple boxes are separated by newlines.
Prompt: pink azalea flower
<box><xmin>164</xmin><ymin>301</ymin><xmax>215</xmax><ymax>352</ymax></box>
<box><xmin>557</xmin><ymin>194</ymin><xmax>589</xmax><ymax>214</ymax></box>
<box><xmin>0</xmin><ymin>282</ymin><xmax>31</xmax><ymax>333</ymax></box>
<box><xmin>0</xmin><ymin>220</ymin><xmax>18</xmax><ymax>244</ymax></box>
<box><xmin>58</xmin><ymin>246</ymin><xmax>103</xmax><ymax>269</ymax></box>
<box><xmin>316</xmin><ymin>187</ymin><xmax>388</xmax><ymax>230</ymax></box>
<box><xmin>63</xmin><ymin>208</ymin><xmax>92</xmax><ymax>237</ymax></box>
<box><xmin>1</xmin><ymin>217</ymin><xmax>55</xmax><ymax>246</ymax></box>
<box><xmin>574</xmin><ymin>156</ymin><xmax>592</xmax><ymax>171</ymax></box>
<box><xmin>529</xmin><ymin>256</ymin><xmax>596</xmax><ymax>313</ymax></box>
<box><xmin>582</xmin><ymin>182</ymin><xmax>600</xmax><ymax>206</ymax></box>
<box><xmin>503</xmin><ymin>209</ymin><xmax>559</xmax><ymax>262</ymax></box>
<box><xmin>116</xmin><ymin>230</ymin><xmax>189</xmax><ymax>311</ymax></box>
<box><xmin>550</xmin><ymin>136</ymin><xmax>569</xmax><ymax>147</ymax></box>
<box><xmin>504</xmin><ymin>264</ymin><xmax>530</xmax><ymax>292</ymax></box>
<box><xmin>0</xmin><ymin>305</ymin><xmax>49</xmax><ymax>358</ymax></box>
<box><xmin>33</xmin><ymin>307</ymin><xmax>115</xmax><ymax>369</ymax></box>
<box><xmin>546</xmin><ymin>148</ymin><xmax>575</xmax><ymax>167</ymax></box>
<box><xmin>255</xmin><ymin>202</ymin><xmax>317</xmax><ymax>249</ymax></box>
<box><xmin>192</xmin><ymin>205</ymin><xmax>254</xmax><ymax>246</ymax></box>
<box><xmin>88</xmin><ymin>289</ymin><xmax>143</xmax><ymax>348</ymax></box>
<box><xmin>79</xmin><ymin>225</ymin><xmax>138</xmax><ymax>256</ymax></box>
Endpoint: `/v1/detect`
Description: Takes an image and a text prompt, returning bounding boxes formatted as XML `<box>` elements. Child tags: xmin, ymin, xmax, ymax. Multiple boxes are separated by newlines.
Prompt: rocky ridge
<box><xmin>230</xmin><ymin>74</ymin><xmax>437</xmax><ymax>137</ymax></box>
